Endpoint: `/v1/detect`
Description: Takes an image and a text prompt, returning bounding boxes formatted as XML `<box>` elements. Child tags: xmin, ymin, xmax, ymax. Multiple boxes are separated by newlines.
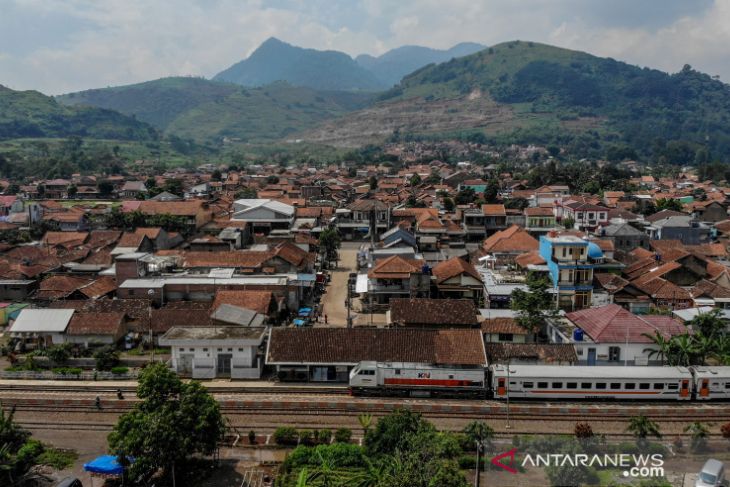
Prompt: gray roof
<box><xmin>211</xmin><ymin>304</ymin><xmax>265</xmax><ymax>327</ymax></box>
<box><xmin>602</xmin><ymin>222</ymin><xmax>644</xmax><ymax>237</ymax></box>
<box><xmin>11</xmin><ymin>309</ymin><xmax>74</xmax><ymax>333</ymax></box>
<box><xmin>159</xmin><ymin>326</ymin><xmax>266</xmax><ymax>344</ymax></box>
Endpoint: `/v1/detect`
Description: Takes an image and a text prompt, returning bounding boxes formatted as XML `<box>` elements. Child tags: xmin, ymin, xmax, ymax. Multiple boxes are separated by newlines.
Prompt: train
<box><xmin>348</xmin><ymin>361</ymin><xmax>730</xmax><ymax>401</ymax></box>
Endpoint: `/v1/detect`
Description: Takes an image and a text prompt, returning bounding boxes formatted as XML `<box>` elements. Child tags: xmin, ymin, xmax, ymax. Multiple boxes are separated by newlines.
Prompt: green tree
<box><xmin>562</xmin><ymin>217</ymin><xmax>576</xmax><ymax>230</ymax></box>
<box><xmin>97</xmin><ymin>180</ymin><xmax>114</xmax><ymax>197</ymax></box>
<box><xmin>455</xmin><ymin>188</ymin><xmax>476</xmax><ymax>205</ymax></box>
<box><xmin>684</xmin><ymin>421</ymin><xmax>710</xmax><ymax>453</ymax></box>
<box><xmin>667</xmin><ymin>334</ymin><xmax>698</xmax><ymax>366</ymax></box>
<box><xmin>510</xmin><ymin>272</ymin><xmax>555</xmax><ymax>333</ymax></box>
<box><xmin>655</xmin><ymin>198</ymin><xmax>683</xmax><ymax>212</ymax></box>
<box><xmin>319</xmin><ymin>228</ymin><xmax>341</xmax><ymax>268</ymax></box>
<box><xmin>483</xmin><ymin>179</ymin><xmax>500</xmax><ymax>203</ymax></box>
<box><xmin>94</xmin><ymin>346</ymin><xmax>120</xmax><ymax>371</ymax></box>
<box><xmin>108</xmin><ymin>362</ymin><xmax>225</xmax><ymax>483</ymax></box>
<box><xmin>45</xmin><ymin>343</ymin><xmax>72</xmax><ymax>366</ymax></box>
<box><xmin>463</xmin><ymin>421</ymin><xmax>494</xmax><ymax>450</ymax></box>
<box><xmin>442</xmin><ymin>197</ymin><xmax>455</xmax><ymax>212</ymax></box>
<box><xmin>409</xmin><ymin>173</ymin><xmax>422</xmax><ymax>187</ymax></box>
<box><xmin>66</xmin><ymin>185</ymin><xmax>77</xmax><ymax>198</ymax></box>
<box><xmin>267</xmin><ymin>175</ymin><xmax>280</xmax><ymax>185</ymax></box>
<box><xmin>235</xmin><ymin>187</ymin><xmax>258</xmax><ymax>199</ymax></box>
<box><xmin>358</xmin><ymin>413</ymin><xmax>374</xmax><ymax>437</ymax></box>
<box><xmin>627</xmin><ymin>415</ymin><xmax>661</xmax><ymax>444</ymax></box>
<box><xmin>210</xmin><ymin>169</ymin><xmax>222</xmax><ymax>181</ymax></box>
<box><xmin>368</xmin><ymin>176</ymin><xmax>378</xmax><ymax>190</ymax></box>
<box><xmin>642</xmin><ymin>331</ymin><xmax>672</xmax><ymax>365</ymax></box>
<box><xmin>687</xmin><ymin>310</ymin><xmax>726</xmax><ymax>338</ymax></box>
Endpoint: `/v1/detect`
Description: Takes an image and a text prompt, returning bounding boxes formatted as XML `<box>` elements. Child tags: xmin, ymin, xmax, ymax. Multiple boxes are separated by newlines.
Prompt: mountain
<box><xmin>58</xmin><ymin>77</ymin><xmax>373</xmax><ymax>142</ymax></box>
<box><xmin>214</xmin><ymin>37</ymin><xmax>385</xmax><ymax>92</ymax></box>
<box><xmin>0</xmin><ymin>84</ymin><xmax>156</xmax><ymax>141</ymax></box>
<box><xmin>355</xmin><ymin>42</ymin><xmax>485</xmax><ymax>87</ymax></box>
<box><xmin>303</xmin><ymin>40</ymin><xmax>730</xmax><ymax>159</ymax></box>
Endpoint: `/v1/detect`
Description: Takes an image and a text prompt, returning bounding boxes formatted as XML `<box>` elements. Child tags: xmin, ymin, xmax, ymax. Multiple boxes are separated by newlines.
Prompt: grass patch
<box><xmin>126</xmin><ymin>347</ymin><xmax>170</xmax><ymax>356</ymax></box>
<box><xmin>37</xmin><ymin>448</ymin><xmax>78</xmax><ymax>470</ymax></box>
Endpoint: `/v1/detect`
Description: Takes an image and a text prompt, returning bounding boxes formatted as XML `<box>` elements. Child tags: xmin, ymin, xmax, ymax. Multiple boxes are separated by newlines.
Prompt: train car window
<box><xmin>523</xmin><ymin>382</ymin><xmax>534</xmax><ymax>388</ymax></box>
<box><xmin>610</xmin><ymin>383</ymin><xmax>621</xmax><ymax>390</ymax></box>
<box><xmin>726</xmin><ymin>382</ymin><xmax>730</xmax><ymax>389</ymax></box>
<box><xmin>581</xmin><ymin>382</ymin><xmax>592</xmax><ymax>389</ymax></box>
<box><xmin>667</xmin><ymin>383</ymin><xmax>678</xmax><ymax>390</ymax></box>
<box><xmin>537</xmin><ymin>382</ymin><xmax>548</xmax><ymax>389</ymax></box>
<box><xmin>395</xmin><ymin>369</ymin><xmax>401</xmax><ymax>375</ymax></box>
<box><xmin>552</xmin><ymin>382</ymin><xmax>563</xmax><ymax>389</ymax></box>
<box><xmin>449</xmin><ymin>375</ymin><xmax>454</xmax><ymax>379</ymax></box>
<box><xmin>625</xmin><ymin>383</ymin><xmax>636</xmax><ymax>390</ymax></box>
<box><xmin>595</xmin><ymin>383</ymin><xmax>606</xmax><ymax>389</ymax></box>
<box><xmin>639</xmin><ymin>383</ymin><xmax>650</xmax><ymax>389</ymax></box>
<box><xmin>653</xmin><ymin>383</ymin><xmax>664</xmax><ymax>390</ymax></box>
<box><xmin>510</xmin><ymin>381</ymin><xmax>517</xmax><ymax>385</ymax></box>
<box><xmin>566</xmin><ymin>382</ymin><xmax>577</xmax><ymax>389</ymax></box>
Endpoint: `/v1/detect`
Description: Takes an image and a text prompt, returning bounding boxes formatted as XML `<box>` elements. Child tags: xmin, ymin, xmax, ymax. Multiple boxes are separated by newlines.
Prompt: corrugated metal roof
<box><xmin>11</xmin><ymin>309</ymin><xmax>74</xmax><ymax>333</ymax></box>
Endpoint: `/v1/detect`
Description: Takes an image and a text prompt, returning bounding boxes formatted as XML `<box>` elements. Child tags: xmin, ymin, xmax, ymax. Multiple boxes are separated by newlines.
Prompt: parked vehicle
<box><xmin>54</xmin><ymin>478</ymin><xmax>83</xmax><ymax>487</ymax></box>
<box><xmin>695</xmin><ymin>459</ymin><xmax>727</xmax><ymax>487</ymax></box>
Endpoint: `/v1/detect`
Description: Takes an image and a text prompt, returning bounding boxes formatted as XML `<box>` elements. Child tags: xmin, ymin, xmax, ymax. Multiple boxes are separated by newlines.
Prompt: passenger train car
<box><xmin>349</xmin><ymin>361</ymin><xmax>730</xmax><ymax>401</ymax></box>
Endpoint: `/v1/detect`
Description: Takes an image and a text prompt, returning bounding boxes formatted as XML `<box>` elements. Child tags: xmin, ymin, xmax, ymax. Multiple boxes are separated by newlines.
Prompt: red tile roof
<box><xmin>390</xmin><ymin>298</ymin><xmax>479</xmax><ymax>326</ymax></box>
<box><xmin>432</xmin><ymin>257</ymin><xmax>481</xmax><ymax>284</ymax></box>
<box><xmin>211</xmin><ymin>290</ymin><xmax>274</xmax><ymax>315</ymax></box>
<box><xmin>266</xmin><ymin>328</ymin><xmax>486</xmax><ymax>366</ymax></box>
<box><xmin>566</xmin><ymin>304</ymin><xmax>686</xmax><ymax>343</ymax></box>
<box><xmin>368</xmin><ymin>255</ymin><xmax>424</xmax><ymax>279</ymax></box>
<box><xmin>66</xmin><ymin>312</ymin><xmax>126</xmax><ymax>336</ymax></box>
<box><xmin>482</xmin><ymin>225</ymin><xmax>539</xmax><ymax>254</ymax></box>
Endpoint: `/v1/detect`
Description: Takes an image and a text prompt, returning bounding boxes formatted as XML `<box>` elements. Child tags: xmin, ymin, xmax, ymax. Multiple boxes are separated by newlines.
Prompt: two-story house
<box><xmin>230</xmin><ymin>199</ymin><xmax>295</xmax><ymax>235</ymax></box>
<box><xmin>524</xmin><ymin>206</ymin><xmax>558</xmax><ymax>236</ymax></box>
<box><xmin>539</xmin><ymin>233</ymin><xmax>603</xmax><ymax>310</ymax></box>
<box><xmin>337</xmin><ymin>199</ymin><xmax>389</xmax><ymax>240</ymax></box>
<box><xmin>364</xmin><ymin>255</ymin><xmax>430</xmax><ymax>306</ymax></box>
<box><xmin>558</xmin><ymin>202</ymin><xmax>609</xmax><ymax>232</ymax></box>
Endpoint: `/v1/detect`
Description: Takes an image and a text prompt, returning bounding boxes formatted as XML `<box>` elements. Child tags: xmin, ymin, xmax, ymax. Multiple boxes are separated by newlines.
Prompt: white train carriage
<box><xmin>490</xmin><ymin>365</ymin><xmax>693</xmax><ymax>401</ymax></box>
<box><xmin>350</xmin><ymin>361</ymin><xmax>486</xmax><ymax>397</ymax></box>
<box><xmin>691</xmin><ymin>366</ymin><xmax>730</xmax><ymax>400</ymax></box>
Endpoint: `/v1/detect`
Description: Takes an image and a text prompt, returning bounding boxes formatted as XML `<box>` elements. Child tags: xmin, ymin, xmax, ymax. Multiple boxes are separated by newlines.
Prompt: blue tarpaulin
<box><xmin>293</xmin><ymin>319</ymin><xmax>307</xmax><ymax>327</ymax></box>
<box><xmin>298</xmin><ymin>307</ymin><xmax>312</xmax><ymax>316</ymax></box>
<box><xmin>83</xmin><ymin>455</ymin><xmax>130</xmax><ymax>476</ymax></box>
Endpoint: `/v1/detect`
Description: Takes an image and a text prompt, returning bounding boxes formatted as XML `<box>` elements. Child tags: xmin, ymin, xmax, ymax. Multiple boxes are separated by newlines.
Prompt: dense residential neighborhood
<box><xmin>1</xmin><ymin>159</ymin><xmax>730</xmax><ymax>383</ymax></box>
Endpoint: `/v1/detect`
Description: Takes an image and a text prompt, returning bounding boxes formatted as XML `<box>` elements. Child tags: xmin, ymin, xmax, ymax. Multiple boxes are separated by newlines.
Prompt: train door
<box><xmin>698</xmin><ymin>378</ymin><xmax>710</xmax><ymax>400</ymax></box>
<box><xmin>496</xmin><ymin>377</ymin><xmax>506</xmax><ymax>397</ymax></box>
<box><xmin>680</xmin><ymin>379</ymin><xmax>690</xmax><ymax>400</ymax></box>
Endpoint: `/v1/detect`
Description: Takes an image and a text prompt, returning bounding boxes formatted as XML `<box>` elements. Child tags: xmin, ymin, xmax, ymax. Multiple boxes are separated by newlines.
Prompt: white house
<box><xmin>9</xmin><ymin>309</ymin><xmax>73</xmax><ymax>346</ymax></box>
<box><xmin>547</xmin><ymin>304</ymin><xmax>688</xmax><ymax>366</ymax></box>
<box><xmin>159</xmin><ymin>326</ymin><xmax>267</xmax><ymax>379</ymax></box>
<box><xmin>230</xmin><ymin>199</ymin><xmax>295</xmax><ymax>235</ymax></box>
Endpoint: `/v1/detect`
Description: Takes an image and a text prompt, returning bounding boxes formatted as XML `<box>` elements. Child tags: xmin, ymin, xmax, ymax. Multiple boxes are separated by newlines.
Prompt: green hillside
<box><xmin>58</xmin><ymin>77</ymin><xmax>373</xmax><ymax>143</ymax></box>
<box><xmin>214</xmin><ymin>37</ymin><xmax>385</xmax><ymax>91</ymax></box>
<box><xmin>0</xmin><ymin>85</ymin><xmax>157</xmax><ymax>141</ymax></box>
<box><xmin>376</xmin><ymin>40</ymin><xmax>730</xmax><ymax>159</ymax></box>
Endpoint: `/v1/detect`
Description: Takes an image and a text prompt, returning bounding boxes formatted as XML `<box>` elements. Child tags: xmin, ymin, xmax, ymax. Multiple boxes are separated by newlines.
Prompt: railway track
<box><xmin>0</xmin><ymin>382</ymin><xmax>348</xmax><ymax>395</ymax></box>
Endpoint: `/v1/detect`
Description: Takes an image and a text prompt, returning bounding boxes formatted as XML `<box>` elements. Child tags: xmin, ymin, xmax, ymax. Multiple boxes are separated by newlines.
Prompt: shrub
<box><xmin>334</xmin><ymin>428</ymin><xmax>352</xmax><ymax>443</ymax></box>
<box><xmin>94</xmin><ymin>346</ymin><xmax>120</xmax><ymax>371</ymax></box>
<box><xmin>52</xmin><ymin>367</ymin><xmax>82</xmax><ymax>376</ymax></box>
<box><xmin>248</xmin><ymin>430</ymin><xmax>256</xmax><ymax>445</ymax></box>
<box><xmin>458</xmin><ymin>455</ymin><xmax>476</xmax><ymax>469</ymax></box>
<box><xmin>274</xmin><ymin>427</ymin><xmax>299</xmax><ymax>446</ymax></box>
<box><xmin>298</xmin><ymin>430</ymin><xmax>315</xmax><ymax>446</ymax></box>
<box><xmin>574</xmin><ymin>422</ymin><xmax>594</xmax><ymax>439</ymax></box>
<box><xmin>110</xmin><ymin>366</ymin><xmax>129</xmax><ymax>375</ymax></box>
<box><xmin>36</xmin><ymin>448</ymin><xmax>78</xmax><ymax>469</ymax></box>
<box><xmin>317</xmin><ymin>429</ymin><xmax>332</xmax><ymax>445</ymax></box>
<box><xmin>45</xmin><ymin>344</ymin><xmax>72</xmax><ymax>366</ymax></box>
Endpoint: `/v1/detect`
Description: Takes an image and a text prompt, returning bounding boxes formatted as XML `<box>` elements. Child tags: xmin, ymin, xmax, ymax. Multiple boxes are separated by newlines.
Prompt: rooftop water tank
<box><xmin>573</xmin><ymin>328</ymin><xmax>584</xmax><ymax>342</ymax></box>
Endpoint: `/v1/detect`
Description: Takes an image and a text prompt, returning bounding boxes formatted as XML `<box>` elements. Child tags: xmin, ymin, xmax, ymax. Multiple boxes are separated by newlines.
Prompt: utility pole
<box><xmin>506</xmin><ymin>358</ymin><xmax>511</xmax><ymax>430</ymax></box>
<box><xmin>474</xmin><ymin>440</ymin><xmax>482</xmax><ymax>487</ymax></box>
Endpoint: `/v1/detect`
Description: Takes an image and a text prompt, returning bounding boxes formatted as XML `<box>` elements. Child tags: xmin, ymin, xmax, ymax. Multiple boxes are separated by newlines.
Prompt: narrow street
<box><xmin>319</xmin><ymin>243</ymin><xmax>389</xmax><ymax>327</ymax></box>
<box><xmin>320</xmin><ymin>243</ymin><xmax>359</xmax><ymax>326</ymax></box>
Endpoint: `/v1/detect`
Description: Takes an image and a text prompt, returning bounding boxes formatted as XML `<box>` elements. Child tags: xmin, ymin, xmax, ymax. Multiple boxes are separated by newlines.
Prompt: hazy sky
<box><xmin>1</xmin><ymin>0</ymin><xmax>727</xmax><ymax>95</ymax></box>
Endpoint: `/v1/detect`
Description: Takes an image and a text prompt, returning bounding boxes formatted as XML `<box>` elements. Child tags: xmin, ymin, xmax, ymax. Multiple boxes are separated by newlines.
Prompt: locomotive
<box><xmin>349</xmin><ymin>361</ymin><xmax>730</xmax><ymax>401</ymax></box>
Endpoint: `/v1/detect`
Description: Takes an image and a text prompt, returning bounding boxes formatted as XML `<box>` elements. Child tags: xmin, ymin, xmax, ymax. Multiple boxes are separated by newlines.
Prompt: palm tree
<box><xmin>691</xmin><ymin>333</ymin><xmax>718</xmax><ymax>365</ymax></box>
<box><xmin>358</xmin><ymin>413</ymin><xmax>374</xmax><ymax>437</ymax></box>
<box><xmin>349</xmin><ymin>457</ymin><xmax>397</xmax><ymax>487</ymax></box>
<box><xmin>627</xmin><ymin>415</ymin><xmax>661</xmax><ymax>444</ymax></box>
<box><xmin>463</xmin><ymin>421</ymin><xmax>495</xmax><ymax>450</ymax></box>
<box><xmin>642</xmin><ymin>331</ymin><xmax>671</xmax><ymax>364</ymax></box>
<box><xmin>669</xmin><ymin>334</ymin><xmax>698</xmax><ymax>366</ymax></box>
<box><xmin>685</xmin><ymin>421</ymin><xmax>710</xmax><ymax>453</ymax></box>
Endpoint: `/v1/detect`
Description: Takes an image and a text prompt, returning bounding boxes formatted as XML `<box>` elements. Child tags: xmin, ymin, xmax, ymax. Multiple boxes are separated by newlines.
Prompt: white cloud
<box><xmin>0</xmin><ymin>0</ymin><xmax>728</xmax><ymax>94</ymax></box>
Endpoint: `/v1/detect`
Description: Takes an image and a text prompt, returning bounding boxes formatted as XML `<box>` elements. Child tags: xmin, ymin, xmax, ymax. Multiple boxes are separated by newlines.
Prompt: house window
<box><xmin>498</xmin><ymin>333</ymin><xmax>514</xmax><ymax>342</ymax></box>
<box><xmin>608</xmin><ymin>346</ymin><xmax>621</xmax><ymax>362</ymax></box>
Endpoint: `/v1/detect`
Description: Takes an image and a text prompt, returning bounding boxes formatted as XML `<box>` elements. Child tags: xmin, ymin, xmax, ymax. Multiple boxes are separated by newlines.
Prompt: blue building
<box><xmin>539</xmin><ymin>234</ymin><xmax>603</xmax><ymax>310</ymax></box>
